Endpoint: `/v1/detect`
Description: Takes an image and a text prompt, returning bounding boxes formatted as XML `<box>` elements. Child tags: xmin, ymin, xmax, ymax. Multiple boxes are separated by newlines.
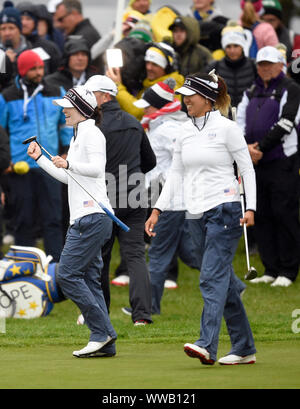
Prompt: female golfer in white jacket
<box><xmin>27</xmin><ymin>86</ymin><xmax>117</xmax><ymax>358</ymax></box>
<box><xmin>145</xmin><ymin>71</ymin><xmax>257</xmax><ymax>365</ymax></box>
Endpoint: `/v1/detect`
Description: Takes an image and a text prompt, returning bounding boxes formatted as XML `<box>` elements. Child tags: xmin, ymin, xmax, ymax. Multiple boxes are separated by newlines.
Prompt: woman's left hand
<box><xmin>240</xmin><ymin>210</ymin><xmax>255</xmax><ymax>227</ymax></box>
<box><xmin>51</xmin><ymin>156</ymin><xmax>68</xmax><ymax>169</ymax></box>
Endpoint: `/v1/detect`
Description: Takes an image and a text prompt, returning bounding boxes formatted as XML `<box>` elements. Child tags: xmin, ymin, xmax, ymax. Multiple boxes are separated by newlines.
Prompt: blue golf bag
<box><xmin>0</xmin><ymin>246</ymin><xmax>65</xmax><ymax>319</ymax></box>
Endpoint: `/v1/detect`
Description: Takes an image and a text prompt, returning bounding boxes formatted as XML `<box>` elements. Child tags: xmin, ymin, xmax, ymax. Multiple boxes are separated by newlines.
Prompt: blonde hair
<box><xmin>214</xmin><ymin>75</ymin><xmax>231</xmax><ymax>117</ymax></box>
<box><xmin>241</xmin><ymin>1</ymin><xmax>258</xmax><ymax>28</ymax></box>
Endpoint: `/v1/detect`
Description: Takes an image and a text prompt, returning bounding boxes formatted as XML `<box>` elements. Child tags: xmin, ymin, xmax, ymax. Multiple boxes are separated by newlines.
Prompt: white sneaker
<box><xmin>218</xmin><ymin>354</ymin><xmax>256</xmax><ymax>365</ymax></box>
<box><xmin>184</xmin><ymin>343</ymin><xmax>215</xmax><ymax>365</ymax></box>
<box><xmin>73</xmin><ymin>336</ymin><xmax>114</xmax><ymax>357</ymax></box>
<box><xmin>111</xmin><ymin>275</ymin><xmax>130</xmax><ymax>286</ymax></box>
<box><xmin>164</xmin><ymin>279</ymin><xmax>178</xmax><ymax>289</ymax></box>
<box><xmin>271</xmin><ymin>276</ymin><xmax>292</xmax><ymax>287</ymax></box>
<box><xmin>250</xmin><ymin>275</ymin><xmax>275</xmax><ymax>284</ymax></box>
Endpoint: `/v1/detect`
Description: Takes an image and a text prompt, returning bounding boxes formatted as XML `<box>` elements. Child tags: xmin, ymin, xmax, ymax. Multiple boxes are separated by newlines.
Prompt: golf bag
<box><xmin>0</xmin><ymin>246</ymin><xmax>65</xmax><ymax>319</ymax></box>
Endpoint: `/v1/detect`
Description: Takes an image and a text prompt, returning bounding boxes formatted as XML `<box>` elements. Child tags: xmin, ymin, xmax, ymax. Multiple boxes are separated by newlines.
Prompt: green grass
<box><xmin>1</xmin><ymin>240</ymin><xmax>300</xmax><ymax>389</ymax></box>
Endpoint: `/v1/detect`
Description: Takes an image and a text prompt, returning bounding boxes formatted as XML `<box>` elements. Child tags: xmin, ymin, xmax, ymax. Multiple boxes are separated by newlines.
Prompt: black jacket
<box><xmin>71</xmin><ymin>19</ymin><xmax>101</xmax><ymax>48</ymax></box>
<box><xmin>208</xmin><ymin>56</ymin><xmax>257</xmax><ymax>108</ymax></box>
<box><xmin>45</xmin><ymin>66</ymin><xmax>98</xmax><ymax>92</ymax></box>
<box><xmin>99</xmin><ymin>100</ymin><xmax>156</xmax><ymax>208</ymax></box>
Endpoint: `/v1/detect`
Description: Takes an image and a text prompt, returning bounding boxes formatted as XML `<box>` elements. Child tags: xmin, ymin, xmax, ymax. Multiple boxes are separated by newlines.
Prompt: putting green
<box><xmin>0</xmin><ymin>340</ymin><xmax>299</xmax><ymax>389</ymax></box>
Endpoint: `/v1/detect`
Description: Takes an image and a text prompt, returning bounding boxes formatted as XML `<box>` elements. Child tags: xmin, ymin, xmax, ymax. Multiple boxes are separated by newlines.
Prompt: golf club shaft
<box><xmin>240</xmin><ymin>188</ymin><xmax>251</xmax><ymax>271</ymax></box>
<box><xmin>231</xmin><ymin>107</ymin><xmax>252</xmax><ymax>272</ymax></box>
<box><xmin>38</xmin><ymin>144</ymin><xmax>130</xmax><ymax>232</ymax></box>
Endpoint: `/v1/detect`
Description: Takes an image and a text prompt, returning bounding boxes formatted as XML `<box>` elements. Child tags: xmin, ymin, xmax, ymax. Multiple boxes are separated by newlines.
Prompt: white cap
<box><xmin>53</xmin><ymin>86</ymin><xmax>97</xmax><ymax>118</ymax></box>
<box><xmin>85</xmin><ymin>75</ymin><xmax>118</xmax><ymax>96</ymax></box>
<box><xmin>256</xmin><ymin>46</ymin><xmax>282</xmax><ymax>64</ymax></box>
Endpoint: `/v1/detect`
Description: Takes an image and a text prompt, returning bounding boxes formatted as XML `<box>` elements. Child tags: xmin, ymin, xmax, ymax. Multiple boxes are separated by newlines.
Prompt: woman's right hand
<box><xmin>27</xmin><ymin>142</ymin><xmax>42</xmax><ymax>160</ymax></box>
<box><xmin>145</xmin><ymin>209</ymin><xmax>161</xmax><ymax>237</ymax></box>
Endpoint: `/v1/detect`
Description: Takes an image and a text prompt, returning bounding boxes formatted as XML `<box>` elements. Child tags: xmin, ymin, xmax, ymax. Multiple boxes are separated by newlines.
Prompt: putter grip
<box><xmin>99</xmin><ymin>204</ymin><xmax>130</xmax><ymax>232</ymax></box>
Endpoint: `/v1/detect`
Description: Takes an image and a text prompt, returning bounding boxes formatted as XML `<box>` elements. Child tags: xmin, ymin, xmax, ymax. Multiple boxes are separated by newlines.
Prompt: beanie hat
<box><xmin>262</xmin><ymin>0</ymin><xmax>282</xmax><ymax>20</ymax></box>
<box><xmin>221</xmin><ymin>21</ymin><xmax>247</xmax><ymax>51</ymax></box>
<box><xmin>0</xmin><ymin>4</ymin><xmax>22</xmax><ymax>31</ymax></box>
<box><xmin>145</xmin><ymin>42</ymin><xmax>175</xmax><ymax>70</ymax></box>
<box><xmin>240</xmin><ymin>0</ymin><xmax>263</xmax><ymax>13</ymax></box>
<box><xmin>129</xmin><ymin>20</ymin><xmax>153</xmax><ymax>43</ymax></box>
<box><xmin>17</xmin><ymin>49</ymin><xmax>44</xmax><ymax>77</ymax></box>
<box><xmin>53</xmin><ymin>86</ymin><xmax>97</xmax><ymax>118</ymax></box>
<box><xmin>134</xmin><ymin>77</ymin><xmax>176</xmax><ymax>109</ymax></box>
<box><xmin>175</xmin><ymin>71</ymin><xmax>220</xmax><ymax>103</ymax></box>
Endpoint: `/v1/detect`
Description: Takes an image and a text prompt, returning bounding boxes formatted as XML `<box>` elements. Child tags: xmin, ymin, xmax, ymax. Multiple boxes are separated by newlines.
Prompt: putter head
<box><xmin>22</xmin><ymin>136</ymin><xmax>37</xmax><ymax>145</ymax></box>
<box><xmin>244</xmin><ymin>267</ymin><xmax>258</xmax><ymax>281</ymax></box>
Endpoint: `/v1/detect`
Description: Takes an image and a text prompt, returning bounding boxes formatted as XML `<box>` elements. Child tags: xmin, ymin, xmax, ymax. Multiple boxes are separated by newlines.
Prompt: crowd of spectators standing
<box><xmin>0</xmin><ymin>0</ymin><xmax>299</xmax><ymax>291</ymax></box>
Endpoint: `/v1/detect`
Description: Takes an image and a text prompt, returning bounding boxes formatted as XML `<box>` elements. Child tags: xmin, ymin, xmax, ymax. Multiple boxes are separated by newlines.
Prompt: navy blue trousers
<box><xmin>189</xmin><ymin>202</ymin><xmax>256</xmax><ymax>362</ymax></box>
<box><xmin>58</xmin><ymin>213</ymin><xmax>117</xmax><ymax>343</ymax></box>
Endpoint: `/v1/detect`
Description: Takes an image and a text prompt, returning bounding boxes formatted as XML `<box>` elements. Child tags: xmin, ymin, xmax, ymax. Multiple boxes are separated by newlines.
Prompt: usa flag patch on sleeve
<box><xmin>83</xmin><ymin>200</ymin><xmax>94</xmax><ymax>208</ymax></box>
<box><xmin>224</xmin><ymin>188</ymin><xmax>236</xmax><ymax>196</ymax></box>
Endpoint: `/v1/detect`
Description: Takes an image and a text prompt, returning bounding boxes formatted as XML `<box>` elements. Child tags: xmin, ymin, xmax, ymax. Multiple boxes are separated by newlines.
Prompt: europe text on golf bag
<box><xmin>0</xmin><ymin>246</ymin><xmax>65</xmax><ymax>319</ymax></box>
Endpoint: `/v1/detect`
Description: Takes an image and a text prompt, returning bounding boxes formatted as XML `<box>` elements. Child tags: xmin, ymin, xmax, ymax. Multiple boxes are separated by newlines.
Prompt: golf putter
<box><xmin>238</xmin><ymin>172</ymin><xmax>258</xmax><ymax>281</ymax></box>
<box><xmin>231</xmin><ymin>108</ymin><xmax>257</xmax><ymax>281</ymax></box>
<box><xmin>23</xmin><ymin>136</ymin><xmax>130</xmax><ymax>233</ymax></box>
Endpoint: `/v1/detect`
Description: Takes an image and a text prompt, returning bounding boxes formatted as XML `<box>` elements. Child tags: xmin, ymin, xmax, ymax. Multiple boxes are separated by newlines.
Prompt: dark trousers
<box><xmin>255</xmin><ymin>154</ymin><xmax>300</xmax><ymax>281</ymax></box>
<box><xmin>101</xmin><ymin>207</ymin><xmax>152</xmax><ymax>323</ymax></box>
<box><xmin>8</xmin><ymin>169</ymin><xmax>63</xmax><ymax>262</ymax></box>
<box><xmin>58</xmin><ymin>213</ymin><xmax>117</xmax><ymax>342</ymax></box>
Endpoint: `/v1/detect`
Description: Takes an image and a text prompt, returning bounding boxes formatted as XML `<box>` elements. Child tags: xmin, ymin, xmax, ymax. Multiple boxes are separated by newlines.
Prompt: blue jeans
<box><xmin>149</xmin><ymin>211</ymin><xmax>200</xmax><ymax>314</ymax></box>
<box><xmin>189</xmin><ymin>202</ymin><xmax>256</xmax><ymax>362</ymax></box>
<box><xmin>58</xmin><ymin>213</ymin><xmax>117</xmax><ymax>343</ymax></box>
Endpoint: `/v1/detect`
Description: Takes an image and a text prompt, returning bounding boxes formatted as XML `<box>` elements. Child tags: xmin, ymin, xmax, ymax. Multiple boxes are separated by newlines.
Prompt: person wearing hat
<box><xmin>261</xmin><ymin>0</ymin><xmax>293</xmax><ymax>61</ymax></box>
<box><xmin>27</xmin><ymin>85</ymin><xmax>117</xmax><ymax>358</ymax></box>
<box><xmin>16</xmin><ymin>1</ymin><xmax>62</xmax><ymax>75</ymax></box>
<box><xmin>85</xmin><ymin>75</ymin><xmax>156</xmax><ymax>326</ymax></box>
<box><xmin>0</xmin><ymin>49</ymin><xmax>72</xmax><ymax>262</ymax></box>
<box><xmin>0</xmin><ymin>2</ymin><xmax>30</xmax><ymax>76</ymax></box>
<box><xmin>208</xmin><ymin>21</ymin><xmax>257</xmax><ymax>108</ymax></box>
<box><xmin>169</xmin><ymin>16</ymin><xmax>213</xmax><ymax>77</ymax></box>
<box><xmin>46</xmin><ymin>36</ymin><xmax>98</xmax><ymax>91</ymax></box>
<box><xmin>237</xmin><ymin>46</ymin><xmax>300</xmax><ymax>287</ymax></box>
<box><xmin>106</xmin><ymin>41</ymin><xmax>184</xmax><ymax>120</ymax></box>
<box><xmin>133</xmin><ymin>77</ymin><xmax>199</xmax><ymax>314</ymax></box>
<box><xmin>145</xmin><ymin>70</ymin><xmax>257</xmax><ymax>366</ymax></box>
<box><xmin>240</xmin><ymin>0</ymin><xmax>278</xmax><ymax>58</ymax></box>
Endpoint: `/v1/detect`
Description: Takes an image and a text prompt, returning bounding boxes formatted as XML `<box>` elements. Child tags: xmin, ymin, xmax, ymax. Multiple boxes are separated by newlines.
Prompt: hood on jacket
<box><xmin>61</xmin><ymin>36</ymin><xmax>91</xmax><ymax>68</ymax></box>
<box><xmin>170</xmin><ymin>16</ymin><xmax>201</xmax><ymax>51</ymax></box>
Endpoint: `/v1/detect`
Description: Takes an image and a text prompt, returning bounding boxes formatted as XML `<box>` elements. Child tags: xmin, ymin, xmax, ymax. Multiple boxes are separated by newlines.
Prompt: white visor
<box><xmin>175</xmin><ymin>86</ymin><xmax>197</xmax><ymax>96</ymax></box>
<box><xmin>133</xmin><ymin>99</ymin><xmax>150</xmax><ymax>108</ymax></box>
<box><xmin>52</xmin><ymin>98</ymin><xmax>74</xmax><ymax>108</ymax></box>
